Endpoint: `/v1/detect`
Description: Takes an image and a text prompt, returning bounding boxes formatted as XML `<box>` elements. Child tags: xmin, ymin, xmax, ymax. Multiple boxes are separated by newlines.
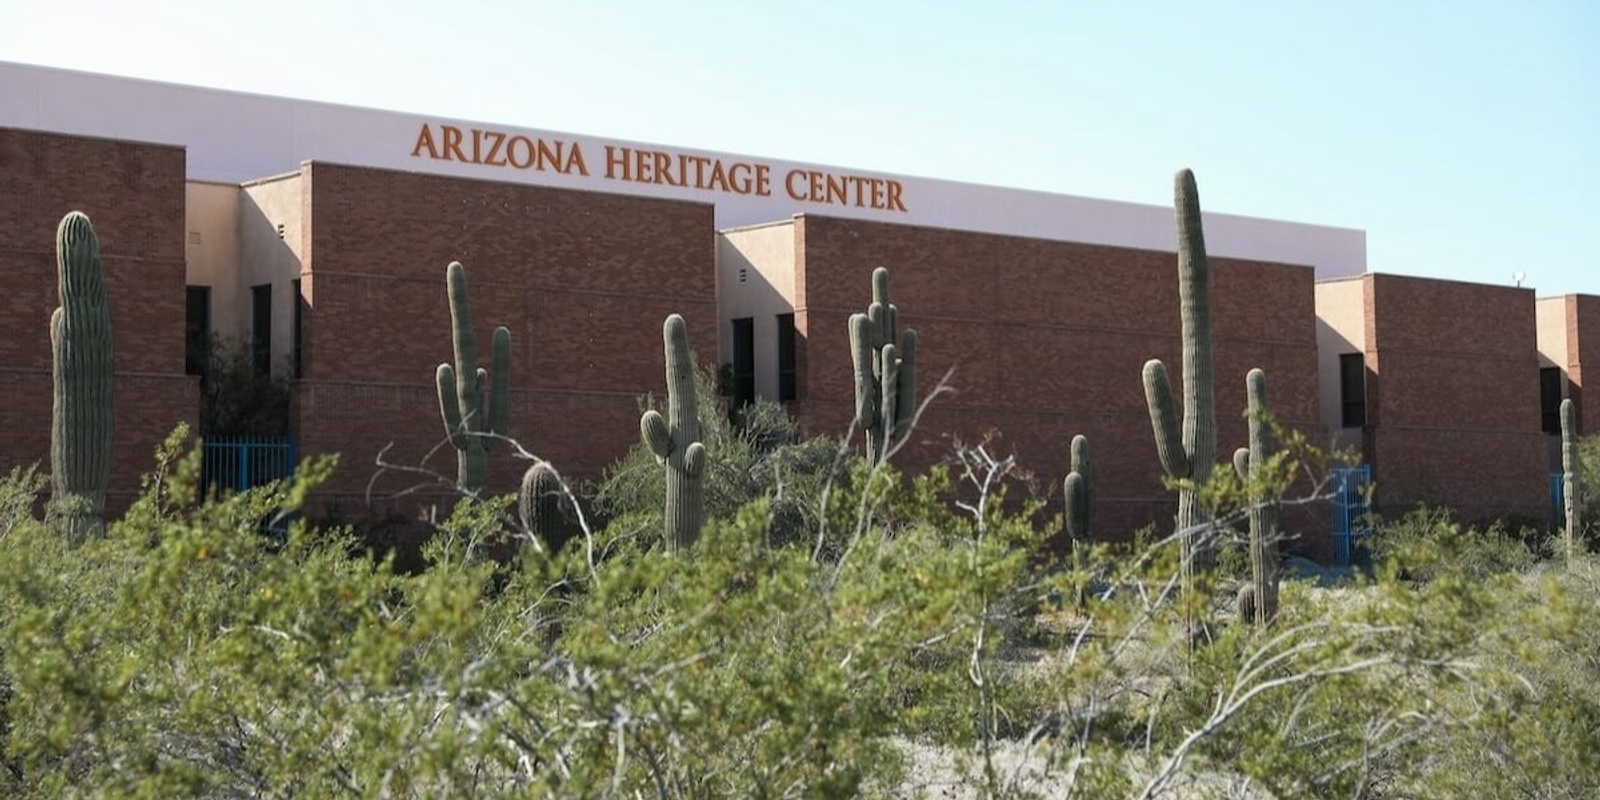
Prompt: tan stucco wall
<box><xmin>1315</xmin><ymin>276</ymin><xmax>1367</xmax><ymax>453</ymax></box>
<box><xmin>717</xmin><ymin>220</ymin><xmax>797</xmax><ymax>401</ymax></box>
<box><xmin>184</xmin><ymin>181</ymin><xmax>242</xmax><ymax>338</ymax></box>
<box><xmin>240</xmin><ymin>171</ymin><xmax>306</xmax><ymax>377</ymax></box>
<box><xmin>1536</xmin><ymin>296</ymin><xmax>1569</xmax><ymax>372</ymax></box>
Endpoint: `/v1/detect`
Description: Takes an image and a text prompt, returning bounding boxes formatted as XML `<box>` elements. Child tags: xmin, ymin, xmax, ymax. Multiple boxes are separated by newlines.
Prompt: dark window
<box><xmin>292</xmin><ymin>278</ymin><xmax>305</xmax><ymax>379</ymax></box>
<box><xmin>1340</xmin><ymin>353</ymin><xmax>1366</xmax><ymax>427</ymax></box>
<box><xmin>251</xmin><ymin>284</ymin><xmax>272</xmax><ymax>376</ymax></box>
<box><xmin>776</xmin><ymin>313</ymin><xmax>797</xmax><ymax>402</ymax></box>
<box><xmin>1541</xmin><ymin>366</ymin><xmax>1564</xmax><ymax>435</ymax></box>
<box><xmin>730</xmin><ymin>317</ymin><xmax>755</xmax><ymax>410</ymax></box>
<box><xmin>185</xmin><ymin>286</ymin><xmax>210</xmax><ymax>377</ymax></box>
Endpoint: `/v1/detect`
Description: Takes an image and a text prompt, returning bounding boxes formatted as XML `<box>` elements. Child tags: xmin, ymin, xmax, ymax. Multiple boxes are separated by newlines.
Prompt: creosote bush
<box><xmin>0</xmin><ymin>422</ymin><xmax>1596</xmax><ymax>798</ymax></box>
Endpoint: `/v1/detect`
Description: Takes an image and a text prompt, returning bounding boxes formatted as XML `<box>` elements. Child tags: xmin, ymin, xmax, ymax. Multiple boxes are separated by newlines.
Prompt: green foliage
<box><xmin>198</xmin><ymin>336</ymin><xmax>293</xmax><ymax>437</ymax></box>
<box><xmin>50</xmin><ymin>211</ymin><xmax>113</xmax><ymax>543</ymax></box>
<box><xmin>1368</xmin><ymin>506</ymin><xmax>1538</xmax><ymax>582</ymax></box>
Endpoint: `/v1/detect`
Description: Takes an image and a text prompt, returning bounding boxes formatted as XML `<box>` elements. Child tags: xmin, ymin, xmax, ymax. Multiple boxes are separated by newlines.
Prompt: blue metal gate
<box><xmin>1551</xmin><ymin>471</ymin><xmax>1565</xmax><ymax>516</ymax></box>
<box><xmin>201</xmin><ymin>436</ymin><xmax>296</xmax><ymax>495</ymax></box>
<box><xmin>1331</xmin><ymin>464</ymin><xmax>1373</xmax><ymax>566</ymax></box>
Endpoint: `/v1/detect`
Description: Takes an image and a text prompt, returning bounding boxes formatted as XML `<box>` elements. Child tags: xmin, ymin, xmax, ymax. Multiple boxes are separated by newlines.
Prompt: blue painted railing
<box><xmin>1331</xmin><ymin>464</ymin><xmax>1373</xmax><ymax>567</ymax></box>
<box><xmin>201</xmin><ymin>436</ymin><xmax>296</xmax><ymax>494</ymax></box>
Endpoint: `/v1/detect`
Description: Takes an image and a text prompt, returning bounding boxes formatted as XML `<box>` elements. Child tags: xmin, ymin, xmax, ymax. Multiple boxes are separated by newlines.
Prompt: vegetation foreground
<box><xmin>0</xmin><ymin>416</ymin><xmax>1596</xmax><ymax>799</ymax></box>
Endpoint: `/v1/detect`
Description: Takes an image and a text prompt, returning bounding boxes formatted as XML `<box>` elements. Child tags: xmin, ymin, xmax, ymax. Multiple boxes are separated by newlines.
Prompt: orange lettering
<box><xmin>567</xmin><ymin>143</ymin><xmax>589</xmax><ymax>176</ymax></box>
<box><xmin>785</xmin><ymin>169</ymin><xmax>807</xmax><ymax>200</ymax></box>
<box><xmin>482</xmin><ymin>130</ymin><xmax>507</xmax><ymax>166</ymax></box>
<box><xmin>887</xmin><ymin>179</ymin><xmax>906</xmax><ymax>212</ymax></box>
<box><xmin>506</xmin><ymin>135</ymin><xmax>535</xmax><ymax>169</ymax></box>
<box><xmin>653</xmin><ymin>151</ymin><xmax>676</xmax><ymax>186</ymax></box>
<box><xmin>754</xmin><ymin>164</ymin><xmax>771</xmax><ymax>196</ymax></box>
<box><xmin>606</xmin><ymin>146</ymin><xmax>631</xmax><ymax>180</ymax></box>
<box><xmin>441</xmin><ymin>125</ymin><xmax>467</xmax><ymax>162</ymax></box>
<box><xmin>411</xmin><ymin>124</ymin><xmax>440</xmax><ymax>159</ymax></box>
<box><xmin>869</xmin><ymin>178</ymin><xmax>886</xmax><ymax>209</ymax></box>
<box><xmin>633</xmin><ymin>149</ymin><xmax>653</xmax><ymax>183</ymax></box>
<box><xmin>826</xmin><ymin>173</ymin><xmax>848</xmax><ymax>205</ymax></box>
<box><xmin>727</xmin><ymin>162</ymin><xmax>753</xmax><ymax>194</ymax></box>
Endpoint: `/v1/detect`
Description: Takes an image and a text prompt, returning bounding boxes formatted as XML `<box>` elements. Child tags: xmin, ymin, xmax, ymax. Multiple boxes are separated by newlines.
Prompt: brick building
<box><xmin>7</xmin><ymin>62</ymin><xmax>1585</xmax><ymax>561</ymax></box>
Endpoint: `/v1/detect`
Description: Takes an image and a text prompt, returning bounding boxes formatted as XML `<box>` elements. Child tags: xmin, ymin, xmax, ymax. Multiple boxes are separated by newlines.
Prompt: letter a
<box><xmin>411</xmin><ymin>124</ymin><xmax>441</xmax><ymax>159</ymax></box>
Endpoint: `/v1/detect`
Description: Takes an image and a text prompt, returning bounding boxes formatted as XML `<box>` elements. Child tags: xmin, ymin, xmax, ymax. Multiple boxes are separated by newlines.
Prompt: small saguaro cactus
<box><xmin>641</xmin><ymin>314</ymin><xmax>706</xmax><ymax>552</ymax></box>
<box><xmin>1232</xmin><ymin>368</ymin><xmax>1279</xmax><ymax>627</ymax></box>
<box><xmin>1064</xmin><ymin>434</ymin><xmax>1094</xmax><ymax>540</ymax></box>
<box><xmin>51</xmin><ymin>211</ymin><xmax>114</xmax><ymax>543</ymax></box>
<box><xmin>435</xmin><ymin>261</ymin><xmax>510</xmax><ymax>497</ymax></box>
<box><xmin>1562</xmin><ymin>398</ymin><xmax>1581</xmax><ymax>563</ymax></box>
<box><xmin>1065</xmin><ymin>434</ymin><xmax>1094</xmax><ymax>609</ymax></box>
<box><xmin>518</xmin><ymin>461</ymin><xmax>562</xmax><ymax>545</ymax></box>
<box><xmin>849</xmin><ymin>266</ymin><xmax>918</xmax><ymax>464</ymax></box>
<box><xmin>1142</xmin><ymin>168</ymin><xmax>1218</xmax><ymax>584</ymax></box>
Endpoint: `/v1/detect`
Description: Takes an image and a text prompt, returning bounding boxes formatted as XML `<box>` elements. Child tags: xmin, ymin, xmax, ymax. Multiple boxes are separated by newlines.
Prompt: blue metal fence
<box><xmin>1331</xmin><ymin>464</ymin><xmax>1373</xmax><ymax>567</ymax></box>
<box><xmin>1551</xmin><ymin>471</ymin><xmax>1565</xmax><ymax>517</ymax></box>
<box><xmin>201</xmin><ymin>436</ymin><xmax>296</xmax><ymax>495</ymax></box>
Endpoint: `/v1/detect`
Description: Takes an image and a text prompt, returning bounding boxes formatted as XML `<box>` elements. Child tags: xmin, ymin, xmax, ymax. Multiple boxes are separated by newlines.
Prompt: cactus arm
<box><xmin>684</xmin><ymin>442</ymin><xmax>706</xmax><ymax>479</ymax></box>
<box><xmin>488</xmin><ymin>326</ymin><xmax>511</xmax><ymax>441</ymax></box>
<box><xmin>641</xmin><ymin>410</ymin><xmax>671</xmax><ymax>460</ymax></box>
<box><xmin>446</xmin><ymin>262</ymin><xmax>479</xmax><ymax>428</ymax></box>
<box><xmin>437</xmin><ymin>363</ymin><xmax>468</xmax><ymax>449</ymax></box>
<box><xmin>894</xmin><ymin>329</ymin><xmax>917</xmax><ymax>437</ymax></box>
<box><xmin>849</xmin><ymin>313</ymin><xmax>879</xmax><ymax>430</ymax></box>
<box><xmin>1064</xmin><ymin>471</ymin><xmax>1089</xmax><ymax>540</ymax></box>
<box><xmin>1070</xmin><ymin>434</ymin><xmax>1093</xmax><ymax>531</ymax></box>
<box><xmin>1143</xmin><ymin>359</ymin><xmax>1190</xmax><ymax>479</ymax></box>
<box><xmin>1233</xmin><ymin>447</ymin><xmax>1250</xmax><ymax>481</ymax></box>
<box><xmin>1245</xmin><ymin>367</ymin><xmax>1279</xmax><ymax>626</ymax></box>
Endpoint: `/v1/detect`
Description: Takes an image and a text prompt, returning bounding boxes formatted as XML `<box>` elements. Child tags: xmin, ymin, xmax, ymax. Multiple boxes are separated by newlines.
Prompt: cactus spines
<box><xmin>436</xmin><ymin>261</ymin><xmax>510</xmax><ymax>497</ymax></box>
<box><xmin>1233</xmin><ymin>368</ymin><xmax>1279</xmax><ymax>627</ymax></box>
<box><xmin>641</xmin><ymin>314</ymin><xmax>706</xmax><ymax>551</ymax></box>
<box><xmin>1142</xmin><ymin>168</ymin><xmax>1218</xmax><ymax>581</ymax></box>
<box><xmin>848</xmin><ymin>267</ymin><xmax>917</xmax><ymax>464</ymax></box>
<box><xmin>1065</xmin><ymin>434</ymin><xmax>1093</xmax><ymax>540</ymax></box>
<box><xmin>1562</xmin><ymin>398</ymin><xmax>1580</xmax><ymax>563</ymax></box>
<box><xmin>51</xmin><ymin>211</ymin><xmax>113</xmax><ymax>543</ymax></box>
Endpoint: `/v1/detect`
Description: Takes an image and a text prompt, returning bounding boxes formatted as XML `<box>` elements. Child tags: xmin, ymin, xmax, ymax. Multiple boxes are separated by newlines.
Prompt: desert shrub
<box><xmin>1365</xmin><ymin>506</ymin><xmax>1538</xmax><ymax>581</ymax></box>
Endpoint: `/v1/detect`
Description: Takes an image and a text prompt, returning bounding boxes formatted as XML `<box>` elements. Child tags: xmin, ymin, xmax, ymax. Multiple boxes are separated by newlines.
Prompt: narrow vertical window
<box><xmin>185</xmin><ymin>286</ymin><xmax>211</xmax><ymax>377</ymax></box>
<box><xmin>776</xmin><ymin>313</ymin><xmax>797</xmax><ymax>403</ymax></box>
<box><xmin>730</xmin><ymin>317</ymin><xmax>755</xmax><ymax>410</ymax></box>
<box><xmin>251</xmin><ymin>283</ymin><xmax>273</xmax><ymax>376</ymax></box>
<box><xmin>1541</xmin><ymin>366</ymin><xmax>1564</xmax><ymax>435</ymax></box>
<box><xmin>1340</xmin><ymin>353</ymin><xmax>1366</xmax><ymax>427</ymax></box>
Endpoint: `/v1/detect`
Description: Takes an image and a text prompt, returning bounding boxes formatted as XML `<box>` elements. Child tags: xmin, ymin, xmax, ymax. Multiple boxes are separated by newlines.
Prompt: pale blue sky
<box><xmin>4</xmin><ymin>1</ymin><xmax>1595</xmax><ymax>294</ymax></box>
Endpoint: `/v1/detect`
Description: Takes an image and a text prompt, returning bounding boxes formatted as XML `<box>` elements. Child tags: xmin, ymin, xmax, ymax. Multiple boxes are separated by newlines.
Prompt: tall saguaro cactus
<box><xmin>1233</xmin><ymin>368</ymin><xmax>1279</xmax><ymax>627</ymax></box>
<box><xmin>436</xmin><ymin>261</ymin><xmax>510</xmax><ymax>497</ymax></box>
<box><xmin>1562</xmin><ymin>398</ymin><xmax>1581</xmax><ymax>564</ymax></box>
<box><xmin>849</xmin><ymin>267</ymin><xmax>918</xmax><ymax>464</ymax></box>
<box><xmin>641</xmin><ymin>314</ymin><xmax>706</xmax><ymax>551</ymax></box>
<box><xmin>51</xmin><ymin>211</ymin><xmax>114</xmax><ymax>543</ymax></box>
<box><xmin>1143</xmin><ymin>168</ymin><xmax>1218</xmax><ymax>583</ymax></box>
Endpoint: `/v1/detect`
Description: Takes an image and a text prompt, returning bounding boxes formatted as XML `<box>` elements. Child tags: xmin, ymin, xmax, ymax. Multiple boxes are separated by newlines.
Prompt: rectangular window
<box><xmin>776</xmin><ymin>313</ymin><xmax>797</xmax><ymax>403</ymax></box>
<box><xmin>251</xmin><ymin>283</ymin><xmax>272</xmax><ymax>376</ymax></box>
<box><xmin>730</xmin><ymin>317</ymin><xmax>755</xmax><ymax>410</ymax></box>
<box><xmin>1339</xmin><ymin>353</ymin><xmax>1366</xmax><ymax>427</ymax></box>
<box><xmin>1541</xmin><ymin>366</ymin><xmax>1564</xmax><ymax>435</ymax></box>
<box><xmin>292</xmin><ymin>278</ymin><xmax>305</xmax><ymax>379</ymax></box>
<box><xmin>185</xmin><ymin>286</ymin><xmax>210</xmax><ymax>377</ymax></box>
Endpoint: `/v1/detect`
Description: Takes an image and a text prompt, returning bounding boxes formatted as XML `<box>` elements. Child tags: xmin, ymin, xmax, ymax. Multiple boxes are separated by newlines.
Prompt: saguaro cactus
<box><xmin>51</xmin><ymin>211</ymin><xmax>113</xmax><ymax>543</ymax></box>
<box><xmin>518</xmin><ymin>461</ymin><xmax>561</xmax><ymax>544</ymax></box>
<box><xmin>1064</xmin><ymin>434</ymin><xmax>1093</xmax><ymax>540</ymax></box>
<box><xmin>435</xmin><ymin>261</ymin><xmax>510</xmax><ymax>497</ymax></box>
<box><xmin>1562</xmin><ymin>398</ymin><xmax>1581</xmax><ymax>563</ymax></box>
<box><xmin>1142</xmin><ymin>168</ymin><xmax>1218</xmax><ymax>583</ymax></box>
<box><xmin>849</xmin><ymin>267</ymin><xmax>918</xmax><ymax>464</ymax></box>
<box><xmin>1232</xmin><ymin>368</ymin><xmax>1279</xmax><ymax>627</ymax></box>
<box><xmin>641</xmin><ymin>314</ymin><xmax>706</xmax><ymax>551</ymax></box>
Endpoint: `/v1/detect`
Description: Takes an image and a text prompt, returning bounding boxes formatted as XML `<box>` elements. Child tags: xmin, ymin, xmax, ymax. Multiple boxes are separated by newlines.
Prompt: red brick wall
<box><xmin>788</xmin><ymin>215</ymin><xmax>1326</xmax><ymax>555</ymax></box>
<box><xmin>295</xmin><ymin>163</ymin><xmax>717</xmax><ymax>513</ymax></box>
<box><xmin>1363</xmin><ymin>274</ymin><xmax>1547</xmax><ymax>521</ymax></box>
<box><xmin>0</xmin><ymin>128</ymin><xmax>199</xmax><ymax>509</ymax></box>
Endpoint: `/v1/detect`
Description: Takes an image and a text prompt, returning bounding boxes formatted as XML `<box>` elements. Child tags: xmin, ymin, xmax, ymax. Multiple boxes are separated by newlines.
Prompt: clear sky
<box><xmin>3</xmin><ymin>0</ymin><xmax>1595</xmax><ymax>294</ymax></box>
